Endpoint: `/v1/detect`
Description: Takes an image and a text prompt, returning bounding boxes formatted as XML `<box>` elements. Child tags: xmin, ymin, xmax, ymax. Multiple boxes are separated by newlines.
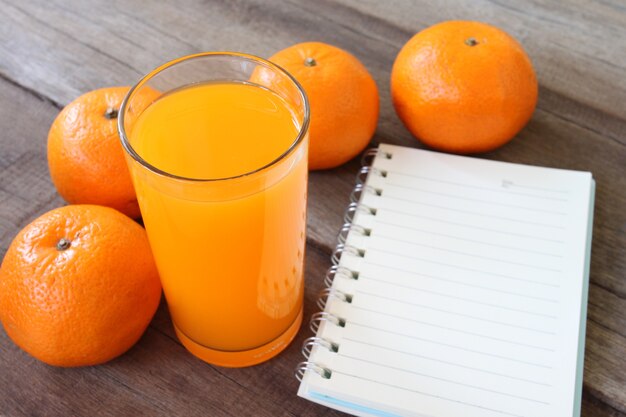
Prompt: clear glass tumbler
<box><xmin>118</xmin><ymin>52</ymin><xmax>309</xmax><ymax>367</ymax></box>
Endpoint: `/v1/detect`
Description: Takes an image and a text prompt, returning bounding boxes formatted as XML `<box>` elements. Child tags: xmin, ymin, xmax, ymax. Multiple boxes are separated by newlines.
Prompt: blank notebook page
<box><xmin>298</xmin><ymin>144</ymin><xmax>595</xmax><ymax>417</ymax></box>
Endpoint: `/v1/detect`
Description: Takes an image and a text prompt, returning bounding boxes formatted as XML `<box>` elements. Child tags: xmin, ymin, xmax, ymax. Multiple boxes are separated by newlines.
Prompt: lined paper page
<box><xmin>299</xmin><ymin>144</ymin><xmax>594</xmax><ymax>417</ymax></box>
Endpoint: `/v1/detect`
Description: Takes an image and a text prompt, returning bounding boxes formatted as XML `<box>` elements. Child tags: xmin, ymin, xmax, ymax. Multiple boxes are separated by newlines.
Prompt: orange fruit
<box><xmin>0</xmin><ymin>205</ymin><xmax>161</xmax><ymax>367</ymax></box>
<box><xmin>47</xmin><ymin>87</ymin><xmax>158</xmax><ymax>218</ymax></box>
<box><xmin>391</xmin><ymin>21</ymin><xmax>538</xmax><ymax>153</ymax></box>
<box><xmin>261</xmin><ymin>42</ymin><xmax>379</xmax><ymax>170</ymax></box>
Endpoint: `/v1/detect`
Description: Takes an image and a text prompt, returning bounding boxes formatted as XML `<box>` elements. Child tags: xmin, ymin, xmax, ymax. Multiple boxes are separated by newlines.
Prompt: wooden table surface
<box><xmin>1</xmin><ymin>1</ymin><xmax>624</xmax><ymax>416</ymax></box>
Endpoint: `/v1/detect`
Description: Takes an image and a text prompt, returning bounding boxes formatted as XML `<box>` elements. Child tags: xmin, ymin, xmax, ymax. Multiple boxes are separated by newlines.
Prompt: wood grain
<box><xmin>0</xmin><ymin>0</ymin><xmax>624</xmax><ymax>416</ymax></box>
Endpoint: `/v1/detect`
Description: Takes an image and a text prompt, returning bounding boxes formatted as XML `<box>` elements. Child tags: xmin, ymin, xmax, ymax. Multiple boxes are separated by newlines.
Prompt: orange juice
<box><xmin>127</xmin><ymin>81</ymin><xmax>308</xmax><ymax>366</ymax></box>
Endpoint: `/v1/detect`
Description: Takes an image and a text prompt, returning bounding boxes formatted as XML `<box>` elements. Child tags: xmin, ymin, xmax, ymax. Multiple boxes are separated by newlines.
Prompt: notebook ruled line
<box><xmin>342</xmin><ymin>337</ymin><xmax>552</xmax><ymax>387</ymax></box>
<box><xmin>374</xmin><ymin>226</ymin><xmax>563</xmax><ymax>258</ymax></box>
<box><xmin>383</xmin><ymin>192</ymin><xmax>567</xmax><ymax>216</ymax></box>
<box><xmin>509</xmin><ymin>182</ymin><xmax>571</xmax><ymax>194</ymax></box>
<box><xmin>355</xmin><ymin>291</ymin><xmax>557</xmax><ymax>332</ymax></box>
<box><xmin>364</xmin><ymin>250</ymin><xmax>561</xmax><ymax>288</ymax></box>
<box><xmin>348</xmin><ymin>308</ymin><xmax>556</xmax><ymax>351</ymax></box>
<box><xmin>384</xmin><ymin>169</ymin><xmax>570</xmax><ymax>196</ymax></box>
<box><xmin>370</xmin><ymin>238</ymin><xmax>562</xmax><ymax>272</ymax></box>
<box><xmin>380</xmin><ymin>205</ymin><xmax>568</xmax><ymax>231</ymax></box>
<box><xmin>330</xmin><ymin>370</ymin><xmax>528</xmax><ymax>417</ymax></box>
<box><xmin>359</xmin><ymin>275</ymin><xmax>558</xmax><ymax>318</ymax></box>
<box><xmin>378</xmin><ymin>207</ymin><xmax>566</xmax><ymax>240</ymax></box>
<box><xmin>338</xmin><ymin>354</ymin><xmax>551</xmax><ymax>405</ymax></box>
<box><xmin>364</xmin><ymin>262</ymin><xmax>560</xmax><ymax>303</ymax></box>
<box><xmin>384</xmin><ymin>178</ymin><xmax>568</xmax><ymax>202</ymax></box>
<box><xmin>342</xmin><ymin>333</ymin><xmax>553</xmax><ymax>369</ymax></box>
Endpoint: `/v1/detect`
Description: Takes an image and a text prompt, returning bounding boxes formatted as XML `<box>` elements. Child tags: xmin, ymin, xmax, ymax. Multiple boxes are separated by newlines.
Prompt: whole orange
<box><xmin>263</xmin><ymin>42</ymin><xmax>379</xmax><ymax>170</ymax></box>
<box><xmin>0</xmin><ymin>205</ymin><xmax>161</xmax><ymax>367</ymax></box>
<box><xmin>391</xmin><ymin>21</ymin><xmax>538</xmax><ymax>153</ymax></box>
<box><xmin>47</xmin><ymin>87</ymin><xmax>157</xmax><ymax>218</ymax></box>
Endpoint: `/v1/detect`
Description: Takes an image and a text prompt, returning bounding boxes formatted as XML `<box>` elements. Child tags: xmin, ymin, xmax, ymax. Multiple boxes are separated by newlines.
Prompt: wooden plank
<box><xmin>2</xmin><ymin>0</ymin><xmax>625</xmax><ymax>143</ymax></box>
<box><xmin>2</xmin><ymin>0</ymin><xmax>625</xmax><ymax>142</ymax></box>
<box><xmin>585</xmin><ymin>321</ymin><xmax>626</xmax><ymax>413</ymax></box>
<box><xmin>328</xmin><ymin>0</ymin><xmax>626</xmax><ymax>127</ymax></box>
<box><xmin>0</xmin><ymin>74</ymin><xmax>64</xmax><ymax>251</ymax></box>
<box><xmin>583</xmin><ymin>392</ymin><xmax>626</xmax><ymax>417</ymax></box>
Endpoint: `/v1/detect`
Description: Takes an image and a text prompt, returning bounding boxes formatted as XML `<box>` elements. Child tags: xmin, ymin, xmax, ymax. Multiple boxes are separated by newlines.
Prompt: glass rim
<box><xmin>117</xmin><ymin>51</ymin><xmax>310</xmax><ymax>183</ymax></box>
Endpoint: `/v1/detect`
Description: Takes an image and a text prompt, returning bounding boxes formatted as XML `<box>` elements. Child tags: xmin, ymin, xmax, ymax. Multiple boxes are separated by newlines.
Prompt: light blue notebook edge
<box><xmin>308</xmin><ymin>392</ymin><xmax>405</xmax><ymax>417</ymax></box>
<box><xmin>573</xmin><ymin>178</ymin><xmax>595</xmax><ymax>416</ymax></box>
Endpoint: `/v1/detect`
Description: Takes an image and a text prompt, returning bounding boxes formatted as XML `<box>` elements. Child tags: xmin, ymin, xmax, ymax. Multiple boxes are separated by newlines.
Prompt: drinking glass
<box><xmin>118</xmin><ymin>52</ymin><xmax>309</xmax><ymax>367</ymax></box>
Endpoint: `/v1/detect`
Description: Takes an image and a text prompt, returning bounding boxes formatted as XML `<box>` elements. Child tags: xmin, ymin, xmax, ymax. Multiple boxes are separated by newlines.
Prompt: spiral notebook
<box><xmin>296</xmin><ymin>144</ymin><xmax>595</xmax><ymax>417</ymax></box>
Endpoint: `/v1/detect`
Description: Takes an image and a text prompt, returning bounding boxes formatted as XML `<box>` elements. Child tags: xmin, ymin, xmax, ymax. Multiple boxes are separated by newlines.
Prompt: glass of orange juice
<box><xmin>117</xmin><ymin>52</ymin><xmax>309</xmax><ymax>367</ymax></box>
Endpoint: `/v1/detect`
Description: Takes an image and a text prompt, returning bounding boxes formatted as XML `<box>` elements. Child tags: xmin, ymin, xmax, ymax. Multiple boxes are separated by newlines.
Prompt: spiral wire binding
<box><xmin>302</xmin><ymin>337</ymin><xmax>340</xmax><ymax>357</ymax></box>
<box><xmin>295</xmin><ymin>361</ymin><xmax>332</xmax><ymax>382</ymax></box>
<box><xmin>309</xmin><ymin>311</ymin><xmax>346</xmax><ymax>333</ymax></box>
<box><xmin>350</xmin><ymin>184</ymin><xmax>382</xmax><ymax>204</ymax></box>
<box><xmin>317</xmin><ymin>288</ymin><xmax>353</xmax><ymax>310</ymax></box>
<box><xmin>361</xmin><ymin>148</ymin><xmax>392</xmax><ymax>166</ymax></box>
<box><xmin>356</xmin><ymin>166</ymin><xmax>387</xmax><ymax>185</ymax></box>
<box><xmin>323</xmin><ymin>265</ymin><xmax>358</xmax><ymax>287</ymax></box>
<box><xmin>295</xmin><ymin>148</ymin><xmax>389</xmax><ymax>382</ymax></box>
<box><xmin>337</xmin><ymin>222</ymin><xmax>371</xmax><ymax>244</ymax></box>
<box><xmin>343</xmin><ymin>202</ymin><xmax>377</xmax><ymax>224</ymax></box>
<box><xmin>331</xmin><ymin>243</ymin><xmax>366</xmax><ymax>265</ymax></box>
